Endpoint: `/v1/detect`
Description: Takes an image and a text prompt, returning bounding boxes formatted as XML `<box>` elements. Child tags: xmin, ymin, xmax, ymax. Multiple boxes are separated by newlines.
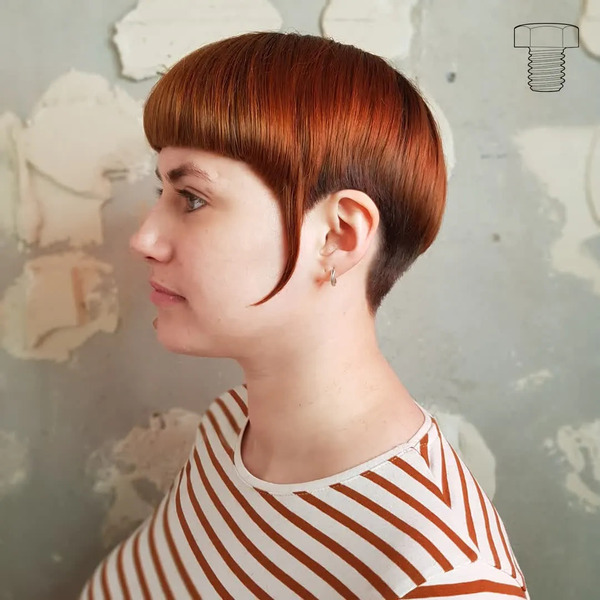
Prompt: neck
<box><xmin>236</xmin><ymin>333</ymin><xmax>418</xmax><ymax>482</ymax></box>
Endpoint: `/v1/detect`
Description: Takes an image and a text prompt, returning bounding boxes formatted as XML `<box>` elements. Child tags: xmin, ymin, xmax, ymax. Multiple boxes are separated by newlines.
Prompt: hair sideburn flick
<box><xmin>143</xmin><ymin>31</ymin><xmax>447</xmax><ymax>317</ymax></box>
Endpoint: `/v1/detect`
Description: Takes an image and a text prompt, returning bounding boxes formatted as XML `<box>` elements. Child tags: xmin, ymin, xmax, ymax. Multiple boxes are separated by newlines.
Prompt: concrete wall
<box><xmin>0</xmin><ymin>0</ymin><xmax>598</xmax><ymax>598</ymax></box>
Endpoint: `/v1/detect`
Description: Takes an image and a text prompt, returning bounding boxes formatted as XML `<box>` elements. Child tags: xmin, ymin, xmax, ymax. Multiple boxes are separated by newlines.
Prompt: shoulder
<box><xmin>401</xmin><ymin>560</ymin><xmax>530</xmax><ymax>599</ymax></box>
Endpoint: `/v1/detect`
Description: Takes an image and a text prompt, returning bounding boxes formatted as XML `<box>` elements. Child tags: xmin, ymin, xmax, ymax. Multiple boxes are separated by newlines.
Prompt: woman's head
<box><xmin>130</xmin><ymin>31</ymin><xmax>446</xmax><ymax>361</ymax></box>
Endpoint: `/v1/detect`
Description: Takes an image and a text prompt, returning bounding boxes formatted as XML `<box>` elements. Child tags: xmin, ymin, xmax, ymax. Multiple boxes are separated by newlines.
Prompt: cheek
<box><xmin>180</xmin><ymin>220</ymin><xmax>285</xmax><ymax>306</ymax></box>
<box><xmin>177</xmin><ymin>239</ymin><xmax>237</xmax><ymax>307</ymax></box>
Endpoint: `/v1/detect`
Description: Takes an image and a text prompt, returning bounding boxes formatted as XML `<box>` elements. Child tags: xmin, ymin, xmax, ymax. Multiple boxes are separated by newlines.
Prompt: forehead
<box><xmin>157</xmin><ymin>147</ymin><xmax>222</xmax><ymax>183</ymax></box>
<box><xmin>156</xmin><ymin>147</ymin><xmax>278</xmax><ymax>205</ymax></box>
<box><xmin>156</xmin><ymin>146</ymin><xmax>262</xmax><ymax>186</ymax></box>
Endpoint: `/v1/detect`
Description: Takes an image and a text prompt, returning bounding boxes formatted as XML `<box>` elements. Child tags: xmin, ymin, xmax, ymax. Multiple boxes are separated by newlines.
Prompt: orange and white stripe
<box><xmin>80</xmin><ymin>385</ymin><xmax>530</xmax><ymax>599</ymax></box>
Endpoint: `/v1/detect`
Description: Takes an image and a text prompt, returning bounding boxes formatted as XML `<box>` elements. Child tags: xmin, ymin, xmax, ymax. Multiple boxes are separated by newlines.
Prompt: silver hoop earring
<box><xmin>330</xmin><ymin>267</ymin><xmax>337</xmax><ymax>287</ymax></box>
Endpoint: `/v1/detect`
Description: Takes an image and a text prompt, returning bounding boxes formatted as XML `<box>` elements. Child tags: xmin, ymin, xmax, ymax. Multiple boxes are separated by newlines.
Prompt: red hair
<box><xmin>144</xmin><ymin>32</ymin><xmax>447</xmax><ymax>317</ymax></box>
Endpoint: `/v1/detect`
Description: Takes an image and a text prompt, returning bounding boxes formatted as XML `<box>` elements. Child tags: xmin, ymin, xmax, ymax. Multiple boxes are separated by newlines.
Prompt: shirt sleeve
<box><xmin>401</xmin><ymin>560</ymin><xmax>531</xmax><ymax>599</ymax></box>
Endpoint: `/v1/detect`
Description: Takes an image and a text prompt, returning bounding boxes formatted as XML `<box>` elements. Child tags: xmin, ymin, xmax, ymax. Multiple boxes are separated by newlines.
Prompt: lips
<box><xmin>150</xmin><ymin>280</ymin><xmax>185</xmax><ymax>298</ymax></box>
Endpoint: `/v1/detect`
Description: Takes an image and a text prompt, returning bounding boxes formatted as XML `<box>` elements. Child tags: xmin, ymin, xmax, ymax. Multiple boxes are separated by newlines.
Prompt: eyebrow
<box><xmin>155</xmin><ymin>162</ymin><xmax>215</xmax><ymax>185</ymax></box>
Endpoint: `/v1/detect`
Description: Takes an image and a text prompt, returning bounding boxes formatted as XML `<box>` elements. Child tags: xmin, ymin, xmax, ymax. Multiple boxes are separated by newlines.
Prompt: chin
<box><xmin>154</xmin><ymin>320</ymin><xmax>189</xmax><ymax>351</ymax></box>
<box><xmin>156</xmin><ymin>333</ymin><xmax>196</xmax><ymax>355</ymax></box>
<box><xmin>154</xmin><ymin>324</ymin><xmax>216</xmax><ymax>358</ymax></box>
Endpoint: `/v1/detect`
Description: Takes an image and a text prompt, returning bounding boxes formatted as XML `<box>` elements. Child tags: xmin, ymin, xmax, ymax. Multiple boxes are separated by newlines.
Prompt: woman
<box><xmin>81</xmin><ymin>31</ymin><xmax>530</xmax><ymax>599</ymax></box>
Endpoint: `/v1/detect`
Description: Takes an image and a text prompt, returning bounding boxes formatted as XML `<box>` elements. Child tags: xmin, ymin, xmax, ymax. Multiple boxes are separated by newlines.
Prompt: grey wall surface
<box><xmin>0</xmin><ymin>0</ymin><xmax>598</xmax><ymax>598</ymax></box>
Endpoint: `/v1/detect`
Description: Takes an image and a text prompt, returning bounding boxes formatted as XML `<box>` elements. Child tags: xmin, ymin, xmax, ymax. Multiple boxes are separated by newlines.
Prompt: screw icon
<box><xmin>514</xmin><ymin>22</ymin><xmax>579</xmax><ymax>91</ymax></box>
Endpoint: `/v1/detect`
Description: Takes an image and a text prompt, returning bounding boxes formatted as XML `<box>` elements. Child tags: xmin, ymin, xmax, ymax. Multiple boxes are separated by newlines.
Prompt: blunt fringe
<box><xmin>144</xmin><ymin>31</ymin><xmax>447</xmax><ymax>317</ymax></box>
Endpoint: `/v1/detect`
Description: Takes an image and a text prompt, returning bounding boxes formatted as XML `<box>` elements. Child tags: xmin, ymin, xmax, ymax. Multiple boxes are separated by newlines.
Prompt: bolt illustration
<box><xmin>514</xmin><ymin>23</ymin><xmax>579</xmax><ymax>92</ymax></box>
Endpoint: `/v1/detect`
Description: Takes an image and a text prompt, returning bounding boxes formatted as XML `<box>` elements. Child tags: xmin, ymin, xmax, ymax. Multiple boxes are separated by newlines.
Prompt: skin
<box><xmin>129</xmin><ymin>146</ymin><xmax>426</xmax><ymax>484</ymax></box>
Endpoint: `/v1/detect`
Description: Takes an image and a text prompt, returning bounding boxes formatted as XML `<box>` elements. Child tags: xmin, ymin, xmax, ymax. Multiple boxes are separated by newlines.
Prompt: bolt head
<box><xmin>514</xmin><ymin>23</ymin><xmax>579</xmax><ymax>48</ymax></box>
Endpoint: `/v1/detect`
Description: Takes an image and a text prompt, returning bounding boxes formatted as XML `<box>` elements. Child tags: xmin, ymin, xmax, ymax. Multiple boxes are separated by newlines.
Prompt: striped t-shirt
<box><xmin>80</xmin><ymin>384</ymin><xmax>530</xmax><ymax>599</ymax></box>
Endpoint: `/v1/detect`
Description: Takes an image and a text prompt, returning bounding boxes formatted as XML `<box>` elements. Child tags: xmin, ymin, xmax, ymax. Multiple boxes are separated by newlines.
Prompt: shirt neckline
<box><xmin>233</xmin><ymin>399</ymin><xmax>433</xmax><ymax>495</ymax></box>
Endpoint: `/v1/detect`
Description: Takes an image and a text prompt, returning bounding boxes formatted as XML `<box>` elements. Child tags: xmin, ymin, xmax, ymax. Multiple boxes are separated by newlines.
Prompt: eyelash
<box><xmin>155</xmin><ymin>187</ymin><xmax>207</xmax><ymax>213</ymax></box>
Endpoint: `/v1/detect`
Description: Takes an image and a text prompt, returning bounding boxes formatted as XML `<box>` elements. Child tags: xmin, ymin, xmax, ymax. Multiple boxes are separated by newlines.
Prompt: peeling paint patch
<box><xmin>0</xmin><ymin>252</ymin><xmax>118</xmax><ymax>362</ymax></box>
<box><xmin>0</xmin><ymin>71</ymin><xmax>152</xmax><ymax>249</ymax></box>
<box><xmin>427</xmin><ymin>405</ymin><xmax>497</xmax><ymax>500</ymax></box>
<box><xmin>544</xmin><ymin>419</ymin><xmax>600</xmax><ymax>513</ymax></box>
<box><xmin>0</xmin><ymin>112</ymin><xmax>21</xmax><ymax>238</ymax></box>
<box><xmin>513</xmin><ymin>126</ymin><xmax>600</xmax><ymax>297</ymax></box>
<box><xmin>86</xmin><ymin>408</ymin><xmax>201</xmax><ymax>547</ymax></box>
<box><xmin>0</xmin><ymin>430</ymin><xmax>29</xmax><ymax>497</ymax></box>
<box><xmin>23</xmin><ymin>71</ymin><xmax>151</xmax><ymax>198</ymax></box>
<box><xmin>580</xmin><ymin>0</ymin><xmax>600</xmax><ymax>58</ymax></box>
<box><xmin>113</xmin><ymin>0</ymin><xmax>283</xmax><ymax>81</ymax></box>
<box><xmin>321</xmin><ymin>0</ymin><xmax>420</xmax><ymax>60</ymax></box>
<box><xmin>587</xmin><ymin>127</ymin><xmax>600</xmax><ymax>228</ymax></box>
<box><xmin>512</xmin><ymin>368</ymin><xmax>554</xmax><ymax>392</ymax></box>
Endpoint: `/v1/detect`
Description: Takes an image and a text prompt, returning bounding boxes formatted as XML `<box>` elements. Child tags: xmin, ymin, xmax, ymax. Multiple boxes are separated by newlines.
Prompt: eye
<box><xmin>154</xmin><ymin>186</ymin><xmax>207</xmax><ymax>213</ymax></box>
<box><xmin>178</xmin><ymin>190</ymin><xmax>207</xmax><ymax>213</ymax></box>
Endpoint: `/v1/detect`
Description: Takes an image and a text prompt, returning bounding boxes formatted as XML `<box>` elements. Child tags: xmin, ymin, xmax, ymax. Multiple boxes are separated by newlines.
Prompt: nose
<box><xmin>129</xmin><ymin>203</ymin><xmax>174</xmax><ymax>264</ymax></box>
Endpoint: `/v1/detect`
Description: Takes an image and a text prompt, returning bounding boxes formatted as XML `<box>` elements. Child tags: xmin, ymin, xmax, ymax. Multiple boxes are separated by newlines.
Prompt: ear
<box><xmin>318</xmin><ymin>189</ymin><xmax>380</xmax><ymax>280</ymax></box>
